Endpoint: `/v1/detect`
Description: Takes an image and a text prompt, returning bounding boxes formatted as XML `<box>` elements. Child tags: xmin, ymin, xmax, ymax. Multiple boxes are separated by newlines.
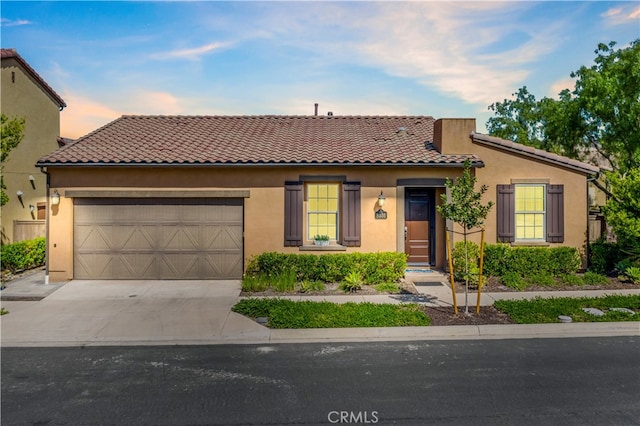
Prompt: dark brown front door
<box><xmin>405</xmin><ymin>189</ymin><xmax>434</xmax><ymax>264</ymax></box>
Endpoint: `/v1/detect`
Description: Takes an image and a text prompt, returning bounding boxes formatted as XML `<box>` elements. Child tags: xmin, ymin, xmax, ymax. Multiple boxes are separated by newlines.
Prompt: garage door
<box><xmin>73</xmin><ymin>198</ymin><xmax>243</xmax><ymax>279</ymax></box>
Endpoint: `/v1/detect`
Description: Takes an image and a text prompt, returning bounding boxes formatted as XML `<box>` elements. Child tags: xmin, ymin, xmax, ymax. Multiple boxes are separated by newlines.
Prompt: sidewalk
<box><xmin>1</xmin><ymin>269</ymin><xmax>638</xmax><ymax>347</ymax></box>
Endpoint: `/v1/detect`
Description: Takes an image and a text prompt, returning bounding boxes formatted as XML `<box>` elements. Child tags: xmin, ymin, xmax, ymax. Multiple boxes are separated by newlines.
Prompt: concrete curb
<box><xmin>2</xmin><ymin>322</ymin><xmax>638</xmax><ymax>347</ymax></box>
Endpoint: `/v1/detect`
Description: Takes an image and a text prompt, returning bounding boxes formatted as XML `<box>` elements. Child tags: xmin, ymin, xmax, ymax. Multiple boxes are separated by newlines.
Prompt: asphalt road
<box><xmin>2</xmin><ymin>337</ymin><xmax>639</xmax><ymax>425</ymax></box>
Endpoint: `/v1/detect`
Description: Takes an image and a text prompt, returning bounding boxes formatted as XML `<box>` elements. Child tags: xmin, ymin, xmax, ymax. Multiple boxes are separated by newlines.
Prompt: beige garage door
<box><xmin>74</xmin><ymin>198</ymin><xmax>243</xmax><ymax>279</ymax></box>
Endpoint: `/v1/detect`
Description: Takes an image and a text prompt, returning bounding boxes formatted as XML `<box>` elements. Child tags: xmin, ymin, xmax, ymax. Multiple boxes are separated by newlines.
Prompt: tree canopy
<box><xmin>487</xmin><ymin>39</ymin><xmax>640</xmax><ymax>174</ymax></box>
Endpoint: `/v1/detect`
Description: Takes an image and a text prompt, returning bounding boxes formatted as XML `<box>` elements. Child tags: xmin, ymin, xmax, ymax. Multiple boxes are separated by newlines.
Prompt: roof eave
<box><xmin>471</xmin><ymin>133</ymin><xmax>599</xmax><ymax>176</ymax></box>
<box><xmin>36</xmin><ymin>160</ymin><xmax>485</xmax><ymax>168</ymax></box>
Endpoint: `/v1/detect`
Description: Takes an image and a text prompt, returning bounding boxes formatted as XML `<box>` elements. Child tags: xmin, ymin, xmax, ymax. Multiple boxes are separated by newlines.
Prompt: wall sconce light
<box><xmin>375</xmin><ymin>191</ymin><xmax>387</xmax><ymax>220</ymax></box>
<box><xmin>29</xmin><ymin>175</ymin><xmax>36</xmax><ymax>189</ymax></box>
<box><xmin>29</xmin><ymin>204</ymin><xmax>35</xmax><ymax>212</ymax></box>
<box><xmin>51</xmin><ymin>189</ymin><xmax>60</xmax><ymax>206</ymax></box>
<box><xmin>16</xmin><ymin>190</ymin><xmax>24</xmax><ymax>207</ymax></box>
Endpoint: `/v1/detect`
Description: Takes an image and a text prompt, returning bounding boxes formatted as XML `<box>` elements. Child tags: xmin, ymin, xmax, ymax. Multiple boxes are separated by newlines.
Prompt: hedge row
<box><xmin>245</xmin><ymin>252</ymin><xmax>407</xmax><ymax>284</ymax></box>
<box><xmin>1</xmin><ymin>237</ymin><xmax>46</xmax><ymax>273</ymax></box>
<box><xmin>453</xmin><ymin>242</ymin><xmax>581</xmax><ymax>278</ymax></box>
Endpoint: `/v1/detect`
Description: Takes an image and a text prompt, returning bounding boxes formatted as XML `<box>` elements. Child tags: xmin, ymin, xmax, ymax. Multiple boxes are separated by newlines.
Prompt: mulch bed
<box><xmin>423</xmin><ymin>305</ymin><xmax>515</xmax><ymax>326</ymax></box>
<box><xmin>453</xmin><ymin>275</ymin><xmax>640</xmax><ymax>294</ymax></box>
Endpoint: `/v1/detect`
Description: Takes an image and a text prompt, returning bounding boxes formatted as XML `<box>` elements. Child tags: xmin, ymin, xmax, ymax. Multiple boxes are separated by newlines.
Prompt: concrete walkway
<box><xmin>1</xmin><ymin>269</ymin><xmax>638</xmax><ymax>347</ymax></box>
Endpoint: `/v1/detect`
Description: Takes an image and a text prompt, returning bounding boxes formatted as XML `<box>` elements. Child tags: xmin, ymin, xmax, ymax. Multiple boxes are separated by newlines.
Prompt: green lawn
<box><xmin>233</xmin><ymin>295</ymin><xmax>640</xmax><ymax>328</ymax></box>
<box><xmin>232</xmin><ymin>298</ymin><xmax>430</xmax><ymax>328</ymax></box>
<box><xmin>493</xmin><ymin>294</ymin><xmax>640</xmax><ymax>324</ymax></box>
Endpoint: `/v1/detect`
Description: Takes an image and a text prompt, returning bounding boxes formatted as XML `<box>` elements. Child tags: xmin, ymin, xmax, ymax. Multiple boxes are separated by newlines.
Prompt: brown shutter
<box><xmin>546</xmin><ymin>184</ymin><xmax>564</xmax><ymax>243</ymax></box>
<box><xmin>497</xmin><ymin>185</ymin><xmax>515</xmax><ymax>243</ymax></box>
<box><xmin>284</xmin><ymin>182</ymin><xmax>303</xmax><ymax>247</ymax></box>
<box><xmin>341</xmin><ymin>182</ymin><xmax>361</xmax><ymax>247</ymax></box>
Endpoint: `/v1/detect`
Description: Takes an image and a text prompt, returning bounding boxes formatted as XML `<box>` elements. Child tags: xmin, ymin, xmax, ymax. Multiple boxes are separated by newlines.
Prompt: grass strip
<box><xmin>494</xmin><ymin>294</ymin><xmax>640</xmax><ymax>324</ymax></box>
<box><xmin>233</xmin><ymin>298</ymin><xmax>430</xmax><ymax>328</ymax></box>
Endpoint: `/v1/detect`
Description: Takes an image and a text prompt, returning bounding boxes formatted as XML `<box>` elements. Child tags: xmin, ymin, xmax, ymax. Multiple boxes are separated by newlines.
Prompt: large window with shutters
<box><xmin>307</xmin><ymin>183</ymin><xmax>339</xmax><ymax>240</ymax></box>
<box><xmin>497</xmin><ymin>183</ymin><xmax>564</xmax><ymax>244</ymax></box>
<box><xmin>284</xmin><ymin>181</ymin><xmax>361</xmax><ymax>247</ymax></box>
<box><xmin>515</xmin><ymin>185</ymin><xmax>545</xmax><ymax>240</ymax></box>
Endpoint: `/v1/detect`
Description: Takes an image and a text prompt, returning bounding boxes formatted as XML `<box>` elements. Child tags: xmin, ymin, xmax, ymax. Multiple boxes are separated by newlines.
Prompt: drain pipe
<box><xmin>39</xmin><ymin>166</ymin><xmax>50</xmax><ymax>285</ymax></box>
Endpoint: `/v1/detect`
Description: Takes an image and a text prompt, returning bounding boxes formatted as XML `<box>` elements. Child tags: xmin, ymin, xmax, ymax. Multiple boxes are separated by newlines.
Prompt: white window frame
<box><xmin>514</xmin><ymin>184</ymin><xmax>546</xmax><ymax>241</ymax></box>
<box><xmin>306</xmin><ymin>183</ymin><xmax>340</xmax><ymax>241</ymax></box>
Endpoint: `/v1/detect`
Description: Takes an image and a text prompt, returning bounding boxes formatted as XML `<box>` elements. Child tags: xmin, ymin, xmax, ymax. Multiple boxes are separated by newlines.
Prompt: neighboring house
<box><xmin>1</xmin><ymin>48</ymin><xmax>66</xmax><ymax>243</ymax></box>
<box><xmin>36</xmin><ymin>116</ymin><xmax>598</xmax><ymax>282</ymax></box>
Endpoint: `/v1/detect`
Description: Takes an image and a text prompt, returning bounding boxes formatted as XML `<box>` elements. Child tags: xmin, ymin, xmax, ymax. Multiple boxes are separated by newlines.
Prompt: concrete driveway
<box><xmin>1</xmin><ymin>279</ymin><xmax>269</xmax><ymax>346</ymax></box>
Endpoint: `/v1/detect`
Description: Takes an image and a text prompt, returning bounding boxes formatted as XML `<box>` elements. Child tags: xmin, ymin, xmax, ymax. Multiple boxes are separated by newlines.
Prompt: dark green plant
<box><xmin>374</xmin><ymin>282</ymin><xmax>401</xmax><ymax>293</ymax></box>
<box><xmin>526</xmin><ymin>272</ymin><xmax>556</xmax><ymax>287</ymax></box>
<box><xmin>1</xmin><ymin>114</ymin><xmax>26</xmax><ymax>206</ymax></box>
<box><xmin>501</xmin><ymin>272</ymin><xmax>526</xmax><ymax>291</ymax></box>
<box><xmin>589</xmin><ymin>239</ymin><xmax>624</xmax><ymax>274</ymax></box>
<box><xmin>560</xmin><ymin>274</ymin><xmax>585</xmax><ymax>286</ymax></box>
<box><xmin>583</xmin><ymin>271</ymin><xmax>610</xmax><ymax>286</ymax></box>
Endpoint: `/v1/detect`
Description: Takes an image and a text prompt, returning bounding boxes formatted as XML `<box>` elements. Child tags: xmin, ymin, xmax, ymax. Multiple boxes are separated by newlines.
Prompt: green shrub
<box><xmin>298</xmin><ymin>280</ymin><xmax>326</xmax><ymax>293</ymax></box>
<box><xmin>272</xmin><ymin>269</ymin><xmax>297</xmax><ymax>292</ymax></box>
<box><xmin>583</xmin><ymin>271</ymin><xmax>610</xmax><ymax>286</ymax></box>
<box><xmin>620</xmin><ymin>266</ymin><xmax>640</xmax><ymax>284</ymax></box>
<box><xmin>241</xmin><ymin>274</ymin><xmax>269</xmax><ymax>292</ymax></box>
<box><xmin>589</xmin><ymin>240</ymin><xmax>623</xmax><ymax>274</ymax></box>
<box><xmin>501</xmin><ymin>272</ymin><xmax>526</xmax><ymax>290</ymax></box>
<box><xmin>526</xmin><ymin>272</ymin><xmax>556</xmax><ymax>287</ymax></box>
<box><xmin>482</xmin><ymin>244</ymin><xmax>581</xmax><ymax>278</ymax></box>
<box><xmin>560</xmin><ymin>274</ymin><xmax>585</xmax><ymax>286</ymax></box>
<box><xmin>0</xmin><ymin>237</ymin><xmax>46</xmax><ymax>272</ymax></box>
<box><xmin>340</xmin><ymin>270</ymin><xmax>363</xmax><ymax>293</ymax></box>
<box><xmin>245</xmin><ymin>252</ymin><xmax>407</xmax><ymax>285</ymax></box>
<box><xmin>374</xmin><ymin>282</ymin><xmax>401</xmax><ymax>293</ymax></box>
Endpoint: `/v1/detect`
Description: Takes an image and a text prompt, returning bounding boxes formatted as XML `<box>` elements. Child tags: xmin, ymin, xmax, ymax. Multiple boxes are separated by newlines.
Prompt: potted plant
<box><xmin>313</xmin><ymin>234</ymin><xmax>330</xmax><ymax>246</ymax></box>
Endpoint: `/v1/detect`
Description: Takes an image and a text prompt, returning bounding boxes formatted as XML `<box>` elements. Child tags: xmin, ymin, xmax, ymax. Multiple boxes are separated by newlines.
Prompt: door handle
<box><xmin>404</xmin><ymin>226</ymin><xmax>407</xmax><ymax>240</ymax></box>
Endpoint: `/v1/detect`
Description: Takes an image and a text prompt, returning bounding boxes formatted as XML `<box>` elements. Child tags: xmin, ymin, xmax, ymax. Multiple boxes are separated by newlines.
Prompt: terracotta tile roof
<box><xmin>38</xmin><ymin>115</ymin><xmax>481</xmax><ymax>166</ymax></box>
<box><xmin>471</xmin><ymin>132</ymin><xmax>600</xmax><ymax>175</ymax></box>
<box><xmin>1</xmin><ymin>48</ymin><xmax>66</xmax><ymax>109</ymax></box>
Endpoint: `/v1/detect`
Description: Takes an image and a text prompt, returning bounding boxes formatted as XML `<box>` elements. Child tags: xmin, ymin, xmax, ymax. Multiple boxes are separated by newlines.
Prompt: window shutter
<box><xmin>546</xmin><ymin>184</ymin><xmax>564</xmax><ymax>243</ymax></box>
<box><xmin>284</xmin><ymin>182</ymin><xmax>303</xmax><ymax>247</ymax></box>
<box><xmin>341</xmin><ymin>182</ymin><xmax>361</xmax><ymax>247</ymax></box>
<box><xmin>497</xmin><ymin>185</ymin><xmax>515</xmax><ymax>243</ymax></box>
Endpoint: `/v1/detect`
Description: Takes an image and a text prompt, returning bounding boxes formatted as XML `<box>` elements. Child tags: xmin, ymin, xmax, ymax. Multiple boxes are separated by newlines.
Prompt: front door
<box><xmin>404</xmin><ymin>188</ymin><xmax>434</xmax><ymax>265</ymax></box>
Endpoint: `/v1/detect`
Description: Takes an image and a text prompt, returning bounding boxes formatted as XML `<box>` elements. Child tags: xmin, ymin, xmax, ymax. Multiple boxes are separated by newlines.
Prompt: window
<box><xmin>497</xmin><ymin>184</ymin><xmax>564</xmax><ymax>243</ymax></box>
<box><xmin>515</xmin><ymin>185</ymin><xmax>545</xmax><ymax>240</ymax></box>
<box><xmin>307</xmin><ymin>183</ymin><xmax>339</xmax><ymax>240</ymax></box>
<box><xmin>36</xmin><ymin>202</ymin><xmax>46</xmax><ymax>220</ymax></box>
<box><xmin>284</xmin><ymin>181</ymin><xmax>361</xmax><ymax>247</ymax></box>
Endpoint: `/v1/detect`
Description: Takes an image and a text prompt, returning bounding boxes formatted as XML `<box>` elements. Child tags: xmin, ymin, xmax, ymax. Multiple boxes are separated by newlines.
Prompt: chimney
<box><xmin>314</xmin><ymin>103</ymin><xmax>318</xmax><ymax>116</ymax></box>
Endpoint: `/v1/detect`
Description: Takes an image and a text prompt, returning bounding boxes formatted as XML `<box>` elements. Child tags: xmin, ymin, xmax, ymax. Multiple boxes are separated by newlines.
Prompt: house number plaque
<box><xmin>375</xmin><ymin>209</ymin><xmax>387</xmax><ymax>220</ymax></box>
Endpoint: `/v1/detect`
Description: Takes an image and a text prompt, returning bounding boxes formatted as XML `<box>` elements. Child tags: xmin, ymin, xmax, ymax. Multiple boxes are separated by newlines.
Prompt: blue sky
<box><xmin>2</xmin><ymin>1</ymin><xmax>639</xmax><ymax>138</ymax></box>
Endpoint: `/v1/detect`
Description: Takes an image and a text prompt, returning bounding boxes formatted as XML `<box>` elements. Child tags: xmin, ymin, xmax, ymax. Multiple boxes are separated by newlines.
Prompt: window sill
<box><xmin>299</xmin><ymin>244</ymin><xmax>347</xmax><ymax>252</ymax></box>
<box><xmin>511</xmin><ymin>241</ymin><xmax>550</xmax><ymax>247</ymax></box>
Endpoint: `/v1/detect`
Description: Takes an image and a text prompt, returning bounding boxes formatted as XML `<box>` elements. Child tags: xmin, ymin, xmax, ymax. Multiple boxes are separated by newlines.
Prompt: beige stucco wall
<box><xmin>46</xmin><ymin>166</ymin><xmax>463</xmax><ymax>281</ymax></box>
<box><xmin>1</xmin><ymin>58</ymin><xmax>61</xmax><ymax>243</ymax></box>
<box><xmin>436</xmin><ymin>118</ymin><xmax>590</xmax><ymax>256</ymax></box>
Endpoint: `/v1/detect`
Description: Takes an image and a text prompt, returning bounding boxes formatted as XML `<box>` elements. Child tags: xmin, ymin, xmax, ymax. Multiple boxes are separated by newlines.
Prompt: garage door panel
<box><xmin>74</xmin><ymin>198</ymin><xmax>243</xmax><ymax>280</ymax></box>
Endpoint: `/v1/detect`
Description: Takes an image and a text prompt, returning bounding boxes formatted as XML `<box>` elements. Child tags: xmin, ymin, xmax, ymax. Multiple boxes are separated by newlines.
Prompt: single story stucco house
<box><xmin>36</xmin><ymin>116</ymin><xmax>599</xmax><ymax>282</ymax></box>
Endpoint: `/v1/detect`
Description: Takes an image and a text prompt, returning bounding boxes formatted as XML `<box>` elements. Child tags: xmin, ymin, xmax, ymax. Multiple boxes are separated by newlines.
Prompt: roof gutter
<box><xmin>36</xmin><ymin>160</ymin><xmax>486</xmax><ymax>168</ymax></box>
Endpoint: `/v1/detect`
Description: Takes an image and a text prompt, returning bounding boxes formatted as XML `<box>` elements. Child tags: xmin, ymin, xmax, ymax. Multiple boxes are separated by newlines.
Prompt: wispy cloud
<box><xmin>0</xmin><ymin>17</ymin><xmax>32</xmax><ymax>27</ymax></box>
<box><xmin>601</xmin><ymin>5</ymin><xmax>640</xmax><ymax>25</ymax></box>
<box><xmin>60</xmin><ymin>93</ymin><xmax>122</xmax><ymax>138</ymax></box>
<box><xmin>150</xmin><ymin>41</ymin><xmax>231</xmax><ymax>61</ymax></box>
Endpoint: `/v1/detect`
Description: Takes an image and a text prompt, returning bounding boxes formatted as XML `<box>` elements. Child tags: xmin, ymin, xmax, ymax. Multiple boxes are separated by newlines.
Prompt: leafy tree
<box><xmin>487</xmin><ymin>40</ymin><xmax>640</xmax><ymax>252</ymax></box>
<box><xmin>600</xmin><ymin>168</ymin><xmax>640</xmax><ymax>248</ymax></box>
<box><xmin>1</xmin><ymin>114</ymin><xmax>26</xmax><ymax>206</ymax></box>
<box><xmin>437</xmin><ymin>160</ymin><xmax>493</xmax><ymax>314</ymax></box>
<box><xmin>487</xmin><ymin>39</ymin><xmax>640</xmax><ymax>174</ymax></box>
